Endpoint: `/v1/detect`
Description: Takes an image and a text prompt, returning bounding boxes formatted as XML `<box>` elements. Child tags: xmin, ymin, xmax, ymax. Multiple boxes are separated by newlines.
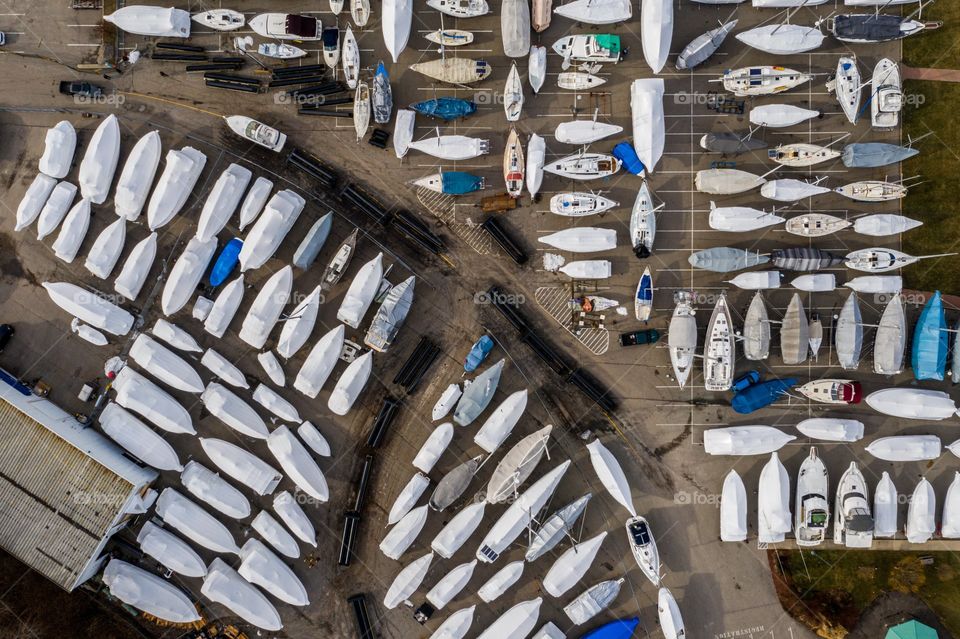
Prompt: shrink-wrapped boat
<box><xmin>181</xmin><ymin>461</ymin><xmax>251</xmax><ymax>519</ymax></box>
<box><xmin>239</xmin><ymin>266</ymin><xmax>292</xmax><ymax>349</ymax></box>
<box><xmin>200</xmin><ymin>438</ymin><xmax>282</xmax><ymax>495</ymax></box>
<box><xmin>39</xmin><ymin>120</ymin><xmax>76</xmax><ymax>179</ymax></box>
<box><xmin>239</xmin><ymin>190</ymin><xmax>305</xmax><ymax>271</ymax></box>
<box><xmin>102</xmin><ymin>559</ymin><xmax>200</xmax><ymax>623</ymax></box>
<box><xmin>146</xmin><ymin>147</ymin><xmax>207</xmax><ymax>230</ymax></box>
<box><xmin>111</xmin><ymin>366</ymin><xmax>194</xmax><ymax>434</ymax></box>
<box><xmin>114</xmin><ymin>130</ymin><xmax>162</xmax><ymax>220</ymax></box>
<box><xmin>78</xmin><ymin>114</ymin><xmax>121</xmax><ymax>204</ymax></box>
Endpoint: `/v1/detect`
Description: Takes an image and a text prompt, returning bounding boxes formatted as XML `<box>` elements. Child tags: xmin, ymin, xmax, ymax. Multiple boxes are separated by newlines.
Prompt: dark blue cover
<box><xmin>579</xmin><ymin>617</ymin><xmax>640</xmax><ymax>639</ymax></box>
<box><xmin>209</xmin><ymin>238</ymin><xmax>242</xmax><ymax>287</ymax></box>
<box><xmin>464</xmin><ymin>335</ymin><xmax>495</xmax><ymax>372</ymax></box>
<box><xmin>442</xmin><ymin>172</ymin><xmax>484</xmax><ymax>195</ymax></box>
<box><xmin>731</xmin><ymin>378</ymin><xmax>797</xmax><ymax>414</ymax></box>
<box><xmin>410</xmin><ymin>97</ymin><xmax>477</xmax><ymax>121</ymax></box>
<box><xmin>612</xmin><ymin>141</ymin><xmax>645</xmax><ymax>175</ymax></box>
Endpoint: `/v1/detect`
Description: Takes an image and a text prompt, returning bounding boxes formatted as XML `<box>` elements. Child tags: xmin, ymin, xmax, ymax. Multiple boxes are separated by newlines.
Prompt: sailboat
<box><xmin>641</xmin><ymin>0</ymin><xmax>673</xmax><ymax>73</ymax></box>
<box><xmin>555</xmin><ymin>119</ymin><xmax>622</xmax><ymax>145</ymax></box>
<box><xmin>557</xmin><ymin>72</ymin><xmax>606</xmax><ymax>90</ymax></box>
<box><xmin>823</xmin><ymin>4</ymin><xmax>941</xmax><ymax>43</ymax></box>
<box><xmin>629</xmin><ymin>182</ymin><xmax>659</xmax><ymax>256</ymax></box>
<box><xmin>769</xmin><ymin>141</ymin><xmax>842</xmax><ymax>167</ymax></box>
<box><xmin>526</xmin><ymin>134</ymin><xmax>545</xmax><ymax>197</ymax></box>
<box><xmin>720</xmin><ymin>66</ymin><xmax>811</xmax><ymax>96</ymax></box>
<box><xmin>544</xmin><ymin>152</ymin><xmax>621</xmax><ymax>180</ymax></box>
<box><xmin>703</xmin><ymin>293</ymin><xmax>735</xmax><ymax>392</ymax></box>
<box><xmin>835</xmin><ymin>179</ymin><xmax>912</xmax><ymax>202</ymax></box>
<box><xmin>785</xmin><ymin>213</ymin><xmax>851</xmax><ymax>237</ymax></box>
<box><xmin>709</xmin><ymin>203</ymin><xmax>784</xmax><ymax>232</ymax></box>
<box><xmin>372</xmin><ymin>62</ymin><xmax>393</xmax><ymax>124</ymax></box>
<box><xmin>350</xmin><ymin>0</ymin><xmax>371</xmax><ymax>26</ymax></box>
<box><xmin>353</xmin><ymin>82</ymin><xmax>370</xmax><ymax>142</ymax></box>
<box><xmin>550</xmin><ymin>192</ymin><xmax>617</xmax><ymax>216</ymax></box>
<box><xmin>834</xmin><ymin>462</ymin><xmax>874</xmax><ymax>548</ymax></box>
<box><xmin>426</xmin><ymin>28</ymin><xmax>474</xmax><ymax>46</ymax></box>
<box><xmin>677</xmin><ymin>19</ymin><xmax>737</xmax><ymax>70</ymax></box>
<box><xmin>835</xmin><ymin>292</ymin><xmax>863</xmax><ymax>370</ymax></box>
<box><xmin>321</xmin><ymin>228</ymin><xmax>359</xmax><ymax>290</ymax></box>
<box><xmin>809</xmin><ymin>314</ymin><xmax>823</xmax><ymax>360</ymax></box>
<box><xmin>781</xmin><ymin>293</ymin><xmax>808</xmax><ymax>365</ymax></box>
<box><xmin>635</xmin><ymin>267</ymin><xmax>653</xmax><ymax>322</ymax></box>
<box><xmin>342</xmin><ymin>26</ymin><xmax>360</xmax><ymax>88</ymax></box>
<box><xmin>427</xmin><ymin>0</ymin><xmax>490</xmax><ymax>17</ymax></box>
<box><xmin>529</xmin><ymin>45</ymin><xmax>547</xmax><ymax>93</ymax></box>
<box><xmin>668</xmin><ymin>291</ymin><xmax>697</xmax><ymax>388</ymax></box>
<box><xmin>736</xmin><ymin>22</ymin><xmax>825</xmax><ymax>55</ymax></box>
<box><xmin>193</xmin><ymin>9</ymin><xmax>245</xmax><ymax>31</ymax></box>
<box><xmin>409</xmin><ymin>130</ymin><xmax>490</xmax><ymax>160</ymax></box>
<box><xmin>834</xmin><ymin>56</ymin><xmax>862</xmax><ymax>124</ymax></box>
<box><xmin>874</xmin><ymin>294</ymin><xmax>906</xmax><ymax>375</ymax></box>
<box><xmin>410</xmin><ymin>57</ymin><xmax>492</xmax><ymax>84</ymax></box>
<box><xmin>743</xmin><ymin>292</ymin><xmax>770</xmax><ymax>361</ymax></box>
<box><xmin>761</xmin><ymin>177</ymin><xmax>831</xmax><ymax>202</ymax></box>
<box><xmin>625</xmin><ymin>516</ymin><xmax>660</xmax><ymax>585</ymax></box>
<box><xmin>383</xmin><ymin>0</ymin><xmax>412</xmax><ymax>62</ymax></box>
<box><xmin>750</xmin><ymin>104</ymin><xmax>819</xmax><ymax>128</ymax></box>
<box><xmin>503</xmin><ymin>63</ymin><xmax>524</xmax><ymax>121</ymax></box>
<box><xmin>845</xmin><ymin>248</ymin><xmax>954</xmax><ymax>273</ymax></box>
<box><xmin>503</xmin><ymin>128</ymin><xmax>525</xmax><ymax>198</ymax></box>
<box><xmin>795</xmin><ymin>447</ymin><xmax>829</xmax><ymax>547</ymax></box>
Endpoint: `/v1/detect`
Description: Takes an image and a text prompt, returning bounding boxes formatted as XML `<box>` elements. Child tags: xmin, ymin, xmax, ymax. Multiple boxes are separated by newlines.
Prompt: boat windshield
<box><xmin>629</xmin><ymin>521</ymin><xmax>651</xmax><ymax>546</ymax></box>
<box><xmin>809</xmin><ymin>510</ymin><xmax>828</xmax><ymax>527</ymax></box>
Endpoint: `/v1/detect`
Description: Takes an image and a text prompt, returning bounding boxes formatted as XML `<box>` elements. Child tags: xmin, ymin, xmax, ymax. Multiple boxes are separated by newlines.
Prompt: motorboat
<box><xmin>478</xmin><ymin>563</ymin><xmax>523</xmax><ymax>603</ymax></box>
<box><xmin>550</xmin><ymin>192</ymin><xmax>617</xmax><ymax>216</ymax></box>
<box><xmin>429</xmin><ymin>606</ymin><xmax>475</xmax><ymax>638</ymax></box>
<box><xmin>641</xmin><ymin>0</ymin><xmax>672</xmax><ymax>72</ymax></box>
<box><xmin>835</xmin><ymin>292</ymin><xmax>863</xmax><ymax>370</ymax></box>
<box><xmin>555</xmin><ymin>119</ymin><xmax>622</xmax><ymax>145</ymax></box>
<box><xmin>432</xmin><ymin>386</ymin><xmax>461</xmax><ymax>422</ymax></box>
<box><xmin>795</xmin><ymin>448</ymin><xmax>829</xmax><ymax>546</ymax></box>
<box><xmin>791</xmin><ymin>274</ymin><xmax>835</xmax><ymax>292</ymax></box>
<box><xmin>276</xmin><ymin>286</ymin><xmax>321</xmax><ymax>358</ymax></box>
<box><xmin>552</xmin><ymin>34</ymin><xmax>622</xmax><ymax>65</ymax></box>
<box><xmin>866</xmin><ymin>435</ymin><xmax>941</xmax><ymax>462</ymax></box>
<box><xmin>156</xmin><ymin>488</ymin><xmax>240</xmax><ymax>555</ymax></box>
<box><xmin>251</xmin><ymin>511</ymin><xmax>299</xmax><ymax>558</ymax></box>
<box><xmin>15</xmin><ymin>173</ymin><xmax>57</xmax><ymax>232</ymax></box>
<box><xmin>266</xmin><ymin>425</ymin><xmax>329</xmax><ymax>501</ymax></box>
<box><xmin>258</xmin><ymin>43</ymin><xmax>306</xmax><ymax>59</ymax></box>
<box><xmin>874</xmin><ymin>472</ymin><xmax>898</xmax><ymax>538</ymax></box>
<box><xmin>486</xmin><ymin>425</ymin><xmax>551</xmax><ymax>503</ymax></box>
<box><xmin>476</xmin><ymin>599</ymin><xmax>542</xmax><ymax>639</ymax></box>
<box><xmin>196</xmin><ymin>163</ymin><xmax>252</xmax><ymax>242</ymax></box>
<box><xmin>380</xmin><ymin>505</ymin><xmax>429</xmax><ymax>559</ymax></box>
<box><xmin>709</xmin><ymin>203</ymin><xmax>783</xmax><ymax>232</ymax></box>
<box><xmin>238</xmin><ymin>266</ymin><xmax>292</xmax><ymax>349</ymax></box>
<box><xmin>43</xmin><ymin>281</ymin><xmax>133</xmax><ymax>336</ymax></box>
<box><xmin>565</xmin><ymin>579</ymin><xmax>624</xmax><ymax>626</ymax></box>
<box><xmin>426</xmin><ymin>560</ymin><xmax>476</xmax><ymax>610</ymax></box>
<box><xmin>337</xmin><ymin>251</ymin><xmax>383</xmax><ymax>329</ymax></box>
<box><xmin>410</xmin><ymin>57</ymin><xmax>492</xmax><ymax>84</ymax></box>
<box><xmin>202</xmin><ymin>383</ymin><xmax>269</xmax><ymax>439</ymax></box>
<box><xmin>630</xmin><ymin>79</ymin><xmax>665</xmax><ymax>172</ymax></box>
<box><xmin>431</xmin><ymin>502</ymin><xmax>485</xmax><ymax>558</ymax></box>
<box><xmin>151</xmin><ymin>319</ymin><xmax>200</xmax><ymax>352</ymax></box>
<box><xmin>796</xmin><ymin>418</ymin><xmax>864</xmax><ymax>442</ymax></box>
<box><xmin>200</xmin><ymin>349</ymin><xmax>247</xmax><ymax>389</ymax></box>
<box><xmin>720</xmin><ymin>470</ymin><xmax>748</xmax><ymax>542</ymax></box>
<box><xmin>427</xmin><ymin>0</ymin><xmax>490</xmax><ymax>17</ymax></box>
<box><xmin>554</xmin><ymin>0</ymin><xmax>631</xmax><ymax>24</ymax></box>
<box><xmin>202</xmin><ymin>558</ymin><xmax>282</xmax><ymax>631</ymax></box>
<box><xmin>114</xmin><ymin>130</ymin><xmax>161</xmax><ymax>221</ymax></box>
<box><xmin>474</xmin><ymin>389</ymin><xmax>528</xmax><ymax>453</ymax></box>
<box><xmin>835</xmin><ymin>180</ymin><xmax>909</xmax><ymax>202</ymax></box>
<box><xmin>238</xmin><ymin>539</ymin><xmax>309</xmax><ymax>607</ymax></box>
<box><xmin>351</xmin><ymin>0</ymin><xmax>371</xmax><ymax>26</ymax></box>
<box><xmin>728</xmin><ymin>270</ymin><xmax>780</xmax><ymax>290</ymax></box>
<box><xmin>785</xmin><ymin>213</ymin><xmax>850</xmax><ymax>237</ymax></box>
<box><xmin>501</xmin><ymin>0</ymin><xmax>531</xmax><ymax>57</ymax></box>
<box><xmin>695</xmin><ymin>168</ymin><xmax>766</xmax><ymax>195</ymax></box>
<box><xmin>758</xmin><ymin>453</ymin><xmax>792</xmax><ymax>543</ymax></box>
<box><xmin>668</xmin><ymin>291</ymin><xmax>697</xmax><ymax>388</ymax></box>
<box><xmin>689</xmin><ymin>247</ymin><xmax>768</xmax><ymax>272</ymax></box>
<box><xmin>625</xmin><ymin>516</ymin><xmax>660</xmax><ymax>585</ymax></box>
<box><xmin>372</xmin><ymin>62</ymin><xmax>393</xmax><ymax>124</ymax></box>
<box><xmin>868</xmin><ymin>388</ymin><xmax>959</xmax><ymax>420</ymax></box>
<box><xmin>354</xmin><ymin>82</ymin><xmax>371</xmax><ymax>142</ymax></box>
<box><xmin>635</xmin><ymin>267</ymin><xmax>653</xmax><ymax>322</ymax></box>
<box><xmin>322</xmin><ymin>27</ymin><xmax>340</xmax><ymax>67</ymax></box>
<box><xmin>906</xmin><ymin>477</ymin><xmax>936</xmax><ymax>543</ymax></box>
<box><xmin>238</xmin><ymin>177</ymin><xmax>272</xmax><ymax>231</ymax></box>
<box><xmin>769</xmin><ymin>142</ymin><xmax>841</xmax><ymax>167</ymax></box>
<box><xmin>52</xmin><ymin>198</ymin><xmax>92</xmax><ymax>264</ymax></box>
<box><xmin>630</xmin><ymin>182</ymin><xmax>658</xmax><ymax>256</ymax></box>
<box><xmin>781</xmin><ymin>293</ymin><xmax>809</xmax><ymax>365</ymax></box>
<box><xmin>84</xmin><ymin>216</ymin><xmax>126</xmax><ymax>280</ymax></box>
<box><xmin>342</xmin><ymin>26</ymin><xmax>360</xmax><ymax>88</ymax></box>
<box><xmin>750</xmin><ymin>104</ymin><xmax>819</xmax><ymax>128</ymax></box>
<box><xmin>249</xmin><ymin>13</ymin><xmax>321</xmax><ymax>40</ymax></box>
<box><xmin>100</xmin><ymin>403</ymin><xmax>183</xmax><ymax>472</ymax></box>
<box><xmin>39</xmin><ymin>120</ymin><xmax>76</xmax><ymax>179</ymax></box>
<box><xmin>137</xmin><ymin>521</ymin><xmax>206</xmax><ymax>578</ymax></box>
<box><xmin>736</xmin><ymin>23</ymin><xmax>824</xmax><ymax>55</ymax></box>
<box><xmin>720</xmin><ymin>66</ymin><xmax>811</xmax><ymax>96</ymax></box>
<box><xmin>761</xmin><ymin>178</ymin><xmax>830</xmax><ymax>202</ymax></box>
<box><xmin>104</xmin><ymin>6</ymin><xmax>191</xmax><ymax>37</ymax></box>
<box><xmin>874</xmin><ymin>294</ymin><xmax>906</xmax><ymax>375</ymax></box>
<box><xmin>181</xmin><ymin>461</ymin><xmax>250</xmax><ymax>519</ymax></box>
<box><xmin>943</xmin><ymin>474</ymin><xmax>960</xmax><ymax>538</ymax></box>
<box><xmin>743</xmin><ymin>292</ymin><xmax>770</xmax><ymax>360</ymax></box>
<box><xmin>408</xmin><ymin>133</ymin><xmax>490</xmax><ymax>160</ymax></box>
<box><xmin>912</xmin><ymin>290</ymin><xmax>948</xmax><ymax>381</ymax></box>
<box><xmin>544</xmin><ymin>152</ymin><xmax>621</xmax><ymax>180</ymax></box>
<box><xmin>78</xmin><ymin>114</ymin><xmax>120</xmax><ymax>205</ymax></box>
<box><xmin>557</xmin><ymin>72</ymin><xmax>606</xmax><ymax>90</ymax></box>
<box><xmin>798</xmin><ymin>379</ymin><xmax>861</xmax><ymax>404</ymax></box>
<box><xmin>384</xmin><ymin>552</ymin><xmax>432</xmax><ymax>609</ymax></box>
<box><xmin>159</xmin><ymin>236</ymin><xmax>215</xmax><ymax>316</ymax></box>
<box><xmin>193</xmin><ymin>9</ymin><xmax>244</xmax><ymax>31</ymax></box>
<box><xmin>130</xmin><ymin>334</ymin><xmax>203</xmax><ymax>393</ymax></box>
<box><xmin>733</xmin><ymin>379</ymin><xmax>794</xmax><ymax>412</ymax></box>
<box><xmin>426</xmin><ymin>28</ymin><xmax>474</xmax><ymax>47</ymax></box>
<box><xmin>833</xmin><ymin>462</ymin><xmax>873</xmax><ymax>548</ymax></box>
<box><xmin>503</xmin><ymin>128</ymin><xmax>524</xmax><ymax>198</ymax></box>
<box><xmin>677</xmin><ymin>19</ymin><xmax>737</xmax><ymax>70</ymax></box>
<box><xmin>853</xmin><ymin>213</ymin><xmax>922</xmax><ymax>236</ymax></box>
<box><xmin>703</xmin><ymin>294</ymin><xmax>734</xmax><ymax>392</ymax></box>
<box><xmin>102</xmin><ymin>559</ymin><xmax>201</xmax><ymax>624</ymax></box>
<box><xmin>845</xmin><ymin>275</ymin><xmax>902</xmax><ymax>294</ymax></box>
<box><xmin>705</xmin><ymin>426</ymin><xmax>795</xmax><ymax>455</ymax></box>
<box><xmin>872</xmin><ymin>58</ymin><xmax>902</xmax><ymax>128</ymax></box>
<box><xmin>586</xmin><ymin>439</ymin><xmax>635</xmax><ymax>516</ymax></box>
<box><xmin>34</xmin><ymin>181</ymin><xmax>76</xmax><ymax>240</ymax></box>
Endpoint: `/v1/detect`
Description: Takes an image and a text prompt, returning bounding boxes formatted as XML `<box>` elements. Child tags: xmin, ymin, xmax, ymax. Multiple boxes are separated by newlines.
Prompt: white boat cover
<box><xmin>204</xmin><ymin>274</ymin><xmax>245</xmax><ymax>338</ymax></box>
<box><xmin>267</xmin><ymin>425</ymin><xmax>329</xmax><ymax>502</ymax></box>
<box><xmin>39</xmin><ymin>120</ymin><xmax>77</xmax><ymax>179</ymax></box>
<box><xmin>52</xmin><ymin>197</ymin><xmax>92</xmax><ymax>263</ymax></box>
<box><xmin>161</xmin><ymin>235</ymin><xmax>217</xmax><ymax>315</ymax></box>
<box><xmin>564</xmin><ymin>578</ymin><xmax>624</xmax><ymax>625</ymax></box>
<box><xmin>294</xmin><ymin>324</ymin><xmax>345</xmax><ymax>398</ymax></box>
<box><xmin>99</xmin><ymin>402</ymin><xmax>183</xmax><ymax>471</ymax></box>
<box><xmin>15</xmin><ymin>173</ymin><xmax>57</xmax><ymax>232</ymax></box>
<box><xmin>36</xmin><ymin>181</ymin><xmax>77</xmax><ymax>240</ymax></box>
<box><xmin>104</xmin><ymin>5</ymin><xmax>191</xmax><ymax>37</ymax></box>
<box><xmin>866</xmin><ymin>435</ymin><xmax>941</xmax><ymax>462</ymax></box>
<box><xmin>758</xmin><ymin>453</ymin><xmax>791</xmax><ymax>543</ymax></box>
<box><xmin>433</xmin><ymin>384</ymin><xmax>462</xmax><ymax>421</ymax></box>
<box><xmin>136</xmin><ymin>521</ymin><xmax>206</xmax><ymax>578</ymax></box>
<box><xmin>555</xmin><ymin>120</ymin><xmax>622</xmax><ymax>146</ymax></box>
<box><xmin>252</xmin><ymin>510</ymin><xmax>300</xmax><ymax>558</ymax></box>
<box><xmin>202</xmin><ymin>381</ymin><xmax>269</xmax><ymax>438</ymax></box>
<box><xmin>750</xmin><ymin>104</ymin><xmax>819</xmax><ymax>128</ymax></box>
<box><xmin>382</xmin><ymin>0</ymin><xmax>413</xmax><ymax>62</ymax></box>
<box><xmin>736</xmin><ymin>24</ymin><xmax>824</xmax><ymax>55</ymax></box>
<box><xmin>238</xmin><ymin>538</ymin><xmax>309</xmax><ymax>606</ymax></box>
<box><xmin>474</xmin><ymin>389</ymin><xmax>528</xmax><ymax>453</ymax></box>
<box><xmin>658</xmin><ymin>588</ymin><xmax>685</xmax><ymax>639</ymax></box>
<box><xmin>641</xmin><ymin>0</ymin><xmax>672</xmax><ymax>73</ymax></box>
<box><xmin>429</xmin><ymin>606</ymin><xmax>475</xmax><ymax>639</ymax></box>
<box><xmin>389</xmin><ymin>472</ymin><xmax>431</xmax><ymax>524</ymax></box>
<box><xmin>43</xmin><ymin>281</ymin><xmax>134</xmax><ymax>336</ymax></box>
<box><xmin>384</xmin><ymin>552</ymin><xmax>433</xmax><ymax>609</ymax></box>
<box><xmin>239</xmin><ymin>265</ymin><xmax>292</xmax><ymax>348</ymax></box>
<box><xmin>529</xmin><ymin>47</ymin><xmax>547</xmax><ymax>95</ymax></box>
<box><xmin>539</xmin><ymin>227</ymin><xmax>617</xmax><ymax>253</ymax></box>
<box><xmin>196</xmin><ymin>163</ymin><xmax>253</xmax><ymax>241</ymax></box>
<box><xmin>130</xmin><ymin>333</ymin><xmax>204</xmax><ymax>393</ymax></box>
<box><xmin>394</xmin><ymin>109</ymin><xmax>416</xmax><ymax>159</ymax></box>
<box><xmin>277</xmin><ymin>286</ymin><xmax>321</xmax><ymax>358</ymax></box>
<box><xmin>156</xmin><ymin>488</ymin><xmax>240</xmax><ymax>554</ymax></box>
<box><xmin>409</xmin><ymin>135</ymin><xmax>489</xmax><ymax>160</ymax></box>
<box><xmin>152</xmin><ymin>318</ymin><xmax>202</xmax><ymax>352</ymax></box>
<box><xmin>761</xmin><ymin>178</ymin><xmax>831</xmax><ymax>202</ymax></box>
<box><xmin>239</xmin><ymin>190</ymin><xmax>306</xmax><ymax>271</ymax></box>
<box><xmin>906</xmin><ymin>478</ymin><xmax>936</xmax><ymax>543</ymax></box>
<box><xmin>112</xmin><ymin>366</ymin><xmax>194</xmax><ymax>434</ymax></box>
<box><xmin>431</xmin><ymin>501</ymin><xmax>486</xmax><ymax>558</ymax></box>
<box><xmin>526</xmin><ymin>133</ymin><xmax>546</xmax><ymax>197</ymax></box>
<box><xmin>84</xmin><ymin>215</ymin><xmax>127</xmax><ymax>280</ymax></box>
<box><xmin>791</xmin><ymin>274</ymin><xmax>836</xmax><ymax>292</ymax></box>
<box><xmin>942</xmin><ymin>472</ymin><xmax>960</xmax><ymax>538</ymax></box>
<box><xmin>328</xmin><ymin>350</ymin><xmax>373</xmax><ymax>415</ymax></box>
<box><xmin>414</xmin><ymin>423</ymin><xmax>455</xmax><ymax>473</ymax></box>
<box><xmin>298</xmin><ymin>421</ymin><xmax>331</xmax><ymax>457</ymax></box>
<box><xmin>486</xmin><ymin>424</ymin><xmax>552</xmax><ymax>503</ymax></box>
<box><xmin>728</xmin><ymin>271</ymin><xmax>781</xmax><ymax>290</ymax></box>
<box><xmin>147</xmin><ymin>147</ymin><xmax>207</xmax><ymax>230</ymax></box>
<box><xmin>253</xmin><ymin>384</ymin><xmax>301</xmax><ymax>422</ymax></box>
<box><xmin>78</xmin><ymin>114</ymin><xmax>121</xmax><ymax>204</ymax></box>
<box><xmin>866</xmin><ymin>388</ymin><xmax>957</xmax><ymax>420</ymax></box>
<box><xmin>586</xmin><ymin>439</ymin><xmax>635</xmax><ymax>516</ymax></box>
<box><xmin>273</xmin><ymin>491</ymin><xmax>317</xmax><ymax>545</ymax></box>
<box><xmin>199</xmin><ymin>437</ymin><xmax>282</xmax><ymax>495</ymax></box>
<box><xmin>478</xmin><ymin>560</ymin><xmax>524</xmax><ymax>602</ymax></box>
<box><xmin>854</xmin><ymin>213</ymin><xmax>922</xmax><ymax>236</ymax></box>
<box><xmin>631</xmin><ymin>79</ymin><xmax>665</xmax><ymax>171</ymax></box>
<box><xmin>559</xmin><ymin>260</ymin><xmax>612</xmax><ymax>279</ymax></box>
<box><xmin>454</xmin><ymin>358</ymin><xmax>505</xmax><ymax>426</ymax></box>
<box><xmin>705</xmin><ymin>426</ymin><xmax>796</xmax><ymax>455</ymax></box>
<box><xmin>114</xmin><ymin>232</ymin><xmax>158</xmax><ymax>300</ymax></box>
<box><xmin>709</xmin><ymin>203</ymin><xmax>784</xmax><ymax>232</ymax></box>
<box><xmin>555</xmin><ymin>0</ymin><xmax>631</xmax><ymax>23</ymax></box>
<box><xmin>337</xmin><ymin>252</ymin><xmax>384</xmax><ymax>328</ymax></box>
<box><xmin>381</xmin><ymin>504</ymin><xmax>429</xmax><ymax>560</ymax></box>
<box><xmin>427</xmin><ymin>559</ymin><xmax>476</xmax><ymax>609</ymax></box>
<box><xmin>72</xmin><ymin>319</ymin><xmax>108</xmax><ymax>346</ymax></box>
<box><xmin>200</xmin><ymin>349</ymin><xmax>248</xmax><ymax>388</ymax></box>
<box><xmin>477</xmin><ymin>598</ymin><xmax>542</xmax><ymax>639</ymax></box>
<box><xmin>115</xmin><ymin>130</ymin><xmax>162</xmax><ymax>220</ymax></box>
<box><xmin>543</xmin><ymin>531</ymin><xmax>607</xmax><ymax>597</ymax></box>
<box><xmin>202</xmin><ymin>557</ymin><xmax>282</xmax><ymax>631</ymax></box>
<box><xmin>102</xmin><ymin>559</ymin><xmax>200</xmax><ymax>623</ymax></box>
<box><xmin>365</xmin><ymin>276</ymin><xmax>416</xmax><ymax>352</ymax></box>
<box><xmin>239</xmin><ymin>176</ymin><xmax>273</xmax><ymax>230</ymax></box>
<box><xmin>874</xmin><ymin>471</ymin><xmax>898</xmax><ymax>538</ymax></box>
<box><xmin>720</xmin><ymin>470</ymin><xmax>748</xmax><ymax>542</ymax></box>
<box><xmin>845</xmin><ymin>275</ymin><xmax>902</xmax><ymax>294</ymax></box>
<box><xmin>796</xmin><ymin>418</ymin><xmax>864</xmax><ymax>442</ymax></box>
<box><xmin>477</xmin><ymin>460</ymin><xmax>571</xmax><ymax>562</ymax></box>
<box><xmin>532</xmin><ymin>623</ymin><xmax>566</xmax><ymax>639</ymax></box>
<box><xmin>181</xmin><ymin>460</ymin><xmax>251</xmax><ymax>519</ymax></box>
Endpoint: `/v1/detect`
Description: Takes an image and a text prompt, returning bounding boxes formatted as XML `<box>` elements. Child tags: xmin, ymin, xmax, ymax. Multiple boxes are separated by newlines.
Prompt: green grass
<box><xmin>901</xmin><ymin>4</ymin><xmax>960</xmax><ymax>291</ymax></box>
<box><xmin>780</xmin><ymin>551</ymin><xmax>960</xmax><ymax>636</ymax></box>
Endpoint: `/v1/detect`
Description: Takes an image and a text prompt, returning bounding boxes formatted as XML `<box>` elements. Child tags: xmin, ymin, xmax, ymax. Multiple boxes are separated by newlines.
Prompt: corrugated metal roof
<box><xmin>0</xmin><ymin>399</ymin><xmax>135</xmax><ymax>590</ymax></box>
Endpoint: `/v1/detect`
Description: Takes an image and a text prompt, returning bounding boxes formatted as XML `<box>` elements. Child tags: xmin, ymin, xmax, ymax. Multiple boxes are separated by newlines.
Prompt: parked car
<box><xmin>0</xmin><ymin>324</ymin><xmax>14</xmax><ymax>352</ymax></box>
<box><xmin>0</xmin><ymin>32</ymin><xmax>6</xmax><ymax>46</ymax></box>
<box><xmin>619</xmin><ymin>329</ymin><xmax>659</xmax><ymax>347</ymax></box>
<box><xmin>58</xmin><ymin>81</ymin><xmax>103</xmax><ymax>98</ymax></box>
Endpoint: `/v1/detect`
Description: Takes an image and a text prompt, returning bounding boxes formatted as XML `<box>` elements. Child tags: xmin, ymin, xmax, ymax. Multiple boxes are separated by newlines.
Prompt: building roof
<box><xmin>886</xmin><ymin>621</ymin><xmax>939</xmax><ymax>639</ymax></box>
<box><xmin>0</xmin><ymin>373</ymin><xmax>156</xmax><ymax>590</ymax></box>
